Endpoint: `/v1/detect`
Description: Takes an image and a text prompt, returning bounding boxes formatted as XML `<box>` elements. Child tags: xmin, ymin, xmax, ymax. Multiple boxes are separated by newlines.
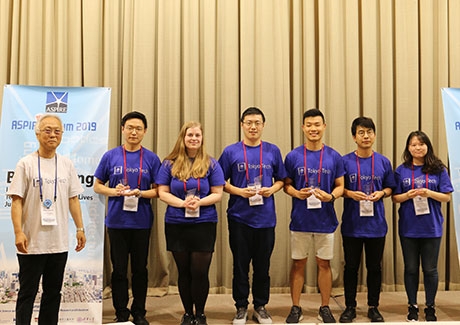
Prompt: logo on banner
<box><xmin>46</xmin><ymin>92</ymin><xmax>68</xmax><ymax>113</ymax></box>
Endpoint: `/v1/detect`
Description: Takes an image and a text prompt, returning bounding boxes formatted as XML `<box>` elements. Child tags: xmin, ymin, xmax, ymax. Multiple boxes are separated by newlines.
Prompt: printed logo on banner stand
<box><xmin>441</xmin><ymin>88</ymin><xmax>460</xmax><ymax>267</ymax></box>
<box><xmin>0</xmin><ymin>85</ymin><xmax>111</xmax><ymax>324</ymax></box>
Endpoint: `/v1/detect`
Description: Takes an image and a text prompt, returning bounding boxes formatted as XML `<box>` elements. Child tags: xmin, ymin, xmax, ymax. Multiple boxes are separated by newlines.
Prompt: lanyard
<box><xmin>303</xmin><ymin>144</ymin><xmax>324</xmax><ymax>187</ymax></box>
<box><xmin>411</xmin><ymin>163</ymin><xmax>429</xmax><ymax>189</ymax></box>
<box><xmin>242</xmin><ymin>140</ymin><xmax>263</xmax><ymax>184</ymax></box>
<box><xmin>122</xmin><ymin>145</ymin><xmax>143</xmax><ymax>189</ymax></box>
<box><xmin>184</xmin><ymin>178</ymin><xmax>201</xmax><ymax>194</ymax></box>
<box><xmin>356</xmin><ymin>152</ymin><xmax>374</xmax><ymax>192</ymax></box>
<box><xmin>37</xmin><ymin>151</ymin><xmax>57</xmax><ymax>203</ymax></box>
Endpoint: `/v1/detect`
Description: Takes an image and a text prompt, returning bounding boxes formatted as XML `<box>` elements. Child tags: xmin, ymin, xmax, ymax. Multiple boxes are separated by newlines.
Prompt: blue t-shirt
<box><xmin>218</xmin><ymin>141</ymin><xmax>287</xmax><ymax>228</ymax></box>
<box><xmin>341</xmin><ymin>152</ymin><xmax>396</xmax><ymax>238</ymax></box>
<box><xmin>394</xmin><ymin>164</ymin><xmax>453</xmax><ymax>238</ymax></box>
<box><xmin>156</xmin><ymin>157</ymin><xmax>225</xmax><ymax>224</ymax></box>
<box><xmin>284</xmin><ymin>144</ymin><xmax>345</xmax><ymax>233</ymax></box>
<box><xmin>94</xmin><ymin>146</ymin><xmax>161</xmax><ymax>229</ymax></box>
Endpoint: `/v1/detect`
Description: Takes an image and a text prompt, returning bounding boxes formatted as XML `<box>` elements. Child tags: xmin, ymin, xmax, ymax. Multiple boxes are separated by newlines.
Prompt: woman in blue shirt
<box><xmin>157</xmin><ymin>121</ymin><xmax>225</xmax><ymax>325</ymax></box>
<box><xmin>393</xmin><ymin>131</ymin><xmax>453</xmax><ymax>322</ymax></box>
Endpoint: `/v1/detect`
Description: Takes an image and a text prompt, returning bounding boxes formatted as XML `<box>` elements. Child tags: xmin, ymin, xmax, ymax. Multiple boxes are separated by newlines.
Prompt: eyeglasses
<box><xmin>40</xmin><ymin>128</ymin><xmax>63</xmax><ymax>135</ymax></box>
<box><xmin>125</xmin><ymin>126</ymin><xmax>144</xmax><ymax>132</ymax></box>
<box><xmin>356</xmin><ymin>130</ymin><xmax>375</xmax><ymax>137</ymax></box>
<box><xmin>242</xmin><ymin>121</ymin><xmax>264</xmax><ymax>128</ymax></box>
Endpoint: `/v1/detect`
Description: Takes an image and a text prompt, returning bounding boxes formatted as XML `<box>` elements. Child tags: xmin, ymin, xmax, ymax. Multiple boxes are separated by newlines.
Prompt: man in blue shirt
<box><xmin>94</xmin><ymin>111</ymin><xmax>161</xmax><ymax>325</ymax></box>
<box><xmin>339</xmin><ymin>117</ymin><xmax>396</xmax><ymax>323</ymax></box>
<box><xmin>218</xmin><ymin>107</ymin><xmax>287</xmax><ymax>325</ymax></box>
<box><xmin>284</xmin><ymin>108</ymin><xmax>344</xmax><ymax>323</ymax></box>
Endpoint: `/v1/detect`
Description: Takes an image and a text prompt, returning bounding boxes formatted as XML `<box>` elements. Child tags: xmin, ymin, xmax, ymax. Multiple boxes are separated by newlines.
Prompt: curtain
<box><xmin>1</xmin><ymin>0</ymin><xmax>460</xmax><ymax>298</ymax></box>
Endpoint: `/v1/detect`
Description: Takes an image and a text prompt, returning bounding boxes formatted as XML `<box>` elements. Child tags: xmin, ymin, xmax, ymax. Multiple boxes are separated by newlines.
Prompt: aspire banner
<box><xmin>442</xmin><ymin>88</ymin><xmax>460</xmax><ymax>269</ymax></box>
<box><xmin>0</xmin><ymin>85</ymin><xmax>111</xmax><ymax>324</ymax></box>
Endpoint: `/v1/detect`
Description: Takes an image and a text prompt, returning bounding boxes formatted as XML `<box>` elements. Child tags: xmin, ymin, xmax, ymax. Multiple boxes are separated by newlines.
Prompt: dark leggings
<box><xmin>172</xmin><ymin>251</ymin><xmax>213</xmax><ymax>315</ymax></box>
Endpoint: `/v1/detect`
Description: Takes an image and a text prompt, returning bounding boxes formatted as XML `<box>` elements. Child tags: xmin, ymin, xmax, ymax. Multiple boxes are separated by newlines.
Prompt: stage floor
<box><xmin>103</xmin><ymin>291</ymin><xmax>460</xmax><ymax>324</ymax></box>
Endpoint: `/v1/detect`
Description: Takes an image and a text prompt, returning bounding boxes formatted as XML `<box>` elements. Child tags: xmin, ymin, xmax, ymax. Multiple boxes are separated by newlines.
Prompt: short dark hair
<box><xmin>121</xmin><ymin>111</ymin><xmax>147</xmax><ymax>128</ymax></box>
<box><xmin>240</xmin><ymin>107</ymin><xmax>266</xmax><ymax>123</ymax></box>
<box><xmin>351</xmin><ymin>117</ymin><xmax>376</xmax><ymax>136</ymax></box>
<box><xmin>303</xmin><ymin>108</ymin><xmax>325</xmax><ymax>123</ymax></box>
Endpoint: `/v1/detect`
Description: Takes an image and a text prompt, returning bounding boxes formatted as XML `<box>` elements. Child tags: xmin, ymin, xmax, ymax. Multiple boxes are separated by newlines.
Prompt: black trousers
<box><xmin>107</xmin><ymin>228</ymin><xmax>151</xmax><ymax>318</ymax></box>
<box><xmin>228</xmin><ymin>219</ymin><xmax>275</xmax><ymax>309</ymax></box>
<box><xmin>342</xmin><ymin>236</ymin><xmax>385</xmax><ymax>308</ymax></box>
<box><xmin>15</xmin><ymin>252</ymin><xmax>68</xmax><ymax>325</ymax></box>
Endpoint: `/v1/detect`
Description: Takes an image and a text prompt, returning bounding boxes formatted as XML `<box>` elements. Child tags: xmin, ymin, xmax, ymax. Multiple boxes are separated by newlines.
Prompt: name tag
<box><xmin>413</xmin><ymin>196</ymin><xmax>430</xmax><ymax>216</ymax></box>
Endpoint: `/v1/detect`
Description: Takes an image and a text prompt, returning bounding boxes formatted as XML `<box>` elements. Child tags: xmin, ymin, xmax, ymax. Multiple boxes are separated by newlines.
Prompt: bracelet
<box><xmin>381</xmin><ymin>190</ymin><xmax>387</xmax><ymax>198</ymax></box>
<box><xmin>76</xmin><ymin>227</ymin><xmax>85</xmax><ymax>233</ymax></box>
<box><xmin>330</xmin><ymin>193</ymin><xmax>336</xmax><ymax>203</ymax></box>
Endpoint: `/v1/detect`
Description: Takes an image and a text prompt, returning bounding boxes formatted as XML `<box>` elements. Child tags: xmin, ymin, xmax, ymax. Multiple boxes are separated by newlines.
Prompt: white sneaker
<box><xmin>252</xmin><ymin>306</ymin><xmax>272</xmax><ymax>324</ymax></box>
<box><xmin>233</xmin><ymin>307</ymin><xmax>248</xmax><ymax>325</ymax></box>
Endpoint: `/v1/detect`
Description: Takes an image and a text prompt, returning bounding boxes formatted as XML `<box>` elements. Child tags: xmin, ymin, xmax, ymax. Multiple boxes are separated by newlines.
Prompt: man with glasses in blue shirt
<box><xmin>218</xmin><ymin>107</ymin><xmax>287</xmax><ymax>325</ymax></box>
<box><xmin>339</xmin><ymin>117</ymin><xmax>395</xmax><ymax>323</ymax></box>
<box><xmin>94</xmin><ymin>111</ymin><xmax>161</xmax><ymax>325</ymax></box>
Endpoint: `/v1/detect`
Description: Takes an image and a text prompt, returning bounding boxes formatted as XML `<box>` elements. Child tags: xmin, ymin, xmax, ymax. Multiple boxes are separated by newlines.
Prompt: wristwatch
<box><xmin>76</xmin><ymin>227</ymin><xmax>85</xmax><ymax>233</ymax></box>
<box><xmin>329</xmin><ymin>193</ymin><xmax>336</xmax><ymax>203</ymax></box>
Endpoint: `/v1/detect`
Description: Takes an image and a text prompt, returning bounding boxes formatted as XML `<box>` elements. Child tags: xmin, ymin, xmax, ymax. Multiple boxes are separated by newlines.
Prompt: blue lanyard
<box><xmin>37</xmin><ymin>151</ymin><xmax>57</xmax><ymax>205</ymax></box>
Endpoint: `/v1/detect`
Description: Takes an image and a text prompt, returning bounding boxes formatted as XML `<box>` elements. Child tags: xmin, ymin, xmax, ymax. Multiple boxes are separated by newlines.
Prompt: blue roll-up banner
<box><xmin>0</xmin><ymin>85</ymin><xmax>111</xmax><ymax>324</ymax></box>
<box><xmin>442</xmin><ymin>88</ymin><xmax>460</xmax><ymax>268</ymax></box>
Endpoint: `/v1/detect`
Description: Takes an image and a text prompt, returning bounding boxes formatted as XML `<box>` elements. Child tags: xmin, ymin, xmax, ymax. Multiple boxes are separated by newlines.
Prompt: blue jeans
<box><xmin>16</xmin><ymin>252</ymin><xmax>68</xmax><ymax>325</ymax></box>
<box><xmin>228</xmin><ymin>219</ymin><xmax>275</xmax><ymax>309</ymax></box>
<box><xmin>399</xmin><ymin>236</ymin><xmax>441</xmax><ymax>306</ymax></box>
<box><xmin>342</xmin><ymin>236</ymin><xmax>385</xmax><ymax>307</ymax></box>
<box><xmin>107</xmin><ymin>228</ymin><xmax>151</xmax><ymax>319</ymax></box>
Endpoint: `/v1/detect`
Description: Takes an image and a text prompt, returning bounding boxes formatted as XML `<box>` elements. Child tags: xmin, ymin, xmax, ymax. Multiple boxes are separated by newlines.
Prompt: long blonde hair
<box><xmin>164</xmin><ymin>121</ymin><xmax>211</xmax><ymax>181</ymax></box>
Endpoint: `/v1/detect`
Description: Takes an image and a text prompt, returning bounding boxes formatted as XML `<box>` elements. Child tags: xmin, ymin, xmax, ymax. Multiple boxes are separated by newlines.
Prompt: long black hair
<box><xmin>402</xmin><ymin>130</ymin><xmax>446</xmax><ymax>174</ymax></box>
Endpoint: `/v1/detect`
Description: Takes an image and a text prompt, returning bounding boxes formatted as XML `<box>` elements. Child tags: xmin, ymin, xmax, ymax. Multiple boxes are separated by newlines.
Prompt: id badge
<box><xmin>249</xmin><ymin>194</ymin><xmax>264</xmax><ymax>206</ymax></box>
<box><xmin>123</xmin><ymin>195</ymin><xmax>139</xmax><ymax>212</ymax></box>
<box><xmin>185</xmin><ymin>206</ymin><xmax>200</xmax><ymax>218</ymax></box>
<box><xmin>185</xmin><ymin>189</ymin><xmax>200</xmax><ymax>218</ymax></box>
<box><xmin>413</xmin><ymin>196</ymin><xmax>430</xmax><ymax>216</ymax></box>
<box><xmin>248</xmin><ymin>182</ymin><xmax>264</xmax><ymax>206</ymax></box>
<box><xmin>359</xmin><ymin>200</ymin><xmax>374</xmax><ymax>217</ymax></box>
<box><xmin>41</xmin><ymin>201</ymin><xmax>57</xmax><ymax>226</ymax></box>
<box><xmin>307</xmin><ymin>195</ymin><xmax>321</xmax><ymax>209</ymax></box>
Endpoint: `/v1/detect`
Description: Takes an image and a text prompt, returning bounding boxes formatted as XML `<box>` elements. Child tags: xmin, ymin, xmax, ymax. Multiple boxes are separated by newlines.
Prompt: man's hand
<box><xmin>75</xmin><ymin>231</ymin><xmax>86</xmax><ymax>252</ymax></box>
<box><xmin>15</xmin><ymin>231</ymin><xmax>28</xmax><ymax>254</ymax></box>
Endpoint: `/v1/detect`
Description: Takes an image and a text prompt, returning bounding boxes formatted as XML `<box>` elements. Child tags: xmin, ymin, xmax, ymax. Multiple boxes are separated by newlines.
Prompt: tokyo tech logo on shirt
<box><xmin>45</xmin><ymin>91</ymin><xmax>68</xmax><ymax>113</ymax></box>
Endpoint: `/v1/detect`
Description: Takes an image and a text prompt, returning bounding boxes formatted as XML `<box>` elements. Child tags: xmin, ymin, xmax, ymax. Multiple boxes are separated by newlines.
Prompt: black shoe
<box><xmin>424</xmin><ymin>306</ymin><xmax>437</xmax><ymax>322</ymax></box>
<box><xmin>368</xmin><ymin>307</ymin><xmax>384</xmax><ymax>322</ymax></box>
<box><xmin>195</xmin><ymin>313</ymin><xmax>208</xmax><ymax>325</ymax></box>
<box><xmin>339</xmin><ymin>306</ymin><xmax>356</xmax><ymax>323</ymax></box>
<box><xmin>115</xmin><ymin>309</ymin><xmax>130</xmax><ymax>322</ymax></box>
<box><xmin>181</xmin><ymin>313</ymin><xmax>195</xmax><ymax>325</ymax></box>
<box><xmin>318</xmin><ymin>306</ymin><xmax>336</xmax><ymax>323</ymax></box>
<box><xmin>286</xmin><ymin>305</ymin><xmax>303</xmax><ymax>323</ymax></box>
<box><xmin>133</xmin><ymin>314</ymin><xmax>149</xmax><ymax>325</ymax></box>
<box><xmin>115</xmin><ymin>316</ymin><xmax>129</xmax><ymax>323</ymax></box>
<box><xmin>407</xmin><ymin>305</ymin><xmax>419</xmax><ymax>322</ymax></box>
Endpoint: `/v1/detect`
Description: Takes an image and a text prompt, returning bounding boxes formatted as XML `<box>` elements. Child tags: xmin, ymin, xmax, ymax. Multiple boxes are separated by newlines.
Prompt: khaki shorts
<box><xmin>290</xmin><ymin>231</ymin><xmax>334</xmax><ymax>260</ymax></box>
